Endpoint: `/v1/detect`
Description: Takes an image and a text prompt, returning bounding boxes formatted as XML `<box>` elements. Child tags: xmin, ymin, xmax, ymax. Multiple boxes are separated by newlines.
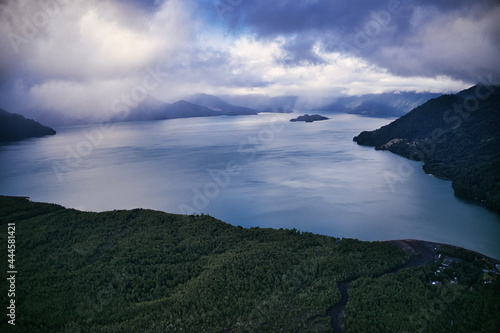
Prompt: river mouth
<box><xmin>327</xmin><ymin>239</ymin><xmax>500</xmax><ymax>333</ymax></box>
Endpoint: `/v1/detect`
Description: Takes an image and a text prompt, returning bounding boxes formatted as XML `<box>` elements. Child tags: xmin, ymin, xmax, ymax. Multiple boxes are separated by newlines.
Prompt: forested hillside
<box><xmin>1</xmin><ymin>197</ymin><xmax>498</xmax><ymax>332</ymax></box>
<box><xmin>0</xmin><ymin>109</ymin><xmax>56</xmax><ymax>143</ymax></box>
<box><xmin>354</xmin><ymin>84</ymin><xmax>500</xmax><ymax>212</ymax></box>
<box><xmin>0</xmin><ymin>196</ymin><xmax>407</xmax><ymax>332</ymax></box>
<box><xmin>345</xmin><ymin>245</ymin><xmax>500</xmax><ymax>332</ymax></box>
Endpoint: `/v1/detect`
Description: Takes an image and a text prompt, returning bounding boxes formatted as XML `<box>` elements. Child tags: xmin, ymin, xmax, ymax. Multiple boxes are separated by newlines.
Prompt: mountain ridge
<box><xmin>0</xmin><ymin>108</ymin><xmax>56</xmax><ymax>143</ymax></box>
<box><xmin>320</xmin><ymin>91</ymin><xmax>442</xmax><ymax>117</ymax></box>
<box><xmin>124</xmin><ymin>94</ymin><xmax>259</xmax><ymax>121</ymax></box>
<box><xmin>184</xmin><ymin>93</ymin><xmax>258</xmax><ymax>116</ymax></box>
<box><xmin>354</xmin><ymin>84</ymin><xmax>500</xmax><ymax>212</ymax></box>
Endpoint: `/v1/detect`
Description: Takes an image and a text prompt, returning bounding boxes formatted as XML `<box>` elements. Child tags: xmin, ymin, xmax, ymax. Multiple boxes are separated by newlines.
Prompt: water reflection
<box><xmin>0</xmin><ymin>113</ymin><xmax>499</xmax><ymax>259</ymax></box>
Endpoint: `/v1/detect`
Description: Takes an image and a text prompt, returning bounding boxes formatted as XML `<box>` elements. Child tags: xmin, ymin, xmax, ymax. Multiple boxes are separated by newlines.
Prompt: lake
<box><xmin>1</xmin><ymin>113</ymin><xmax>499</xmax><ymax>259</ymax></box>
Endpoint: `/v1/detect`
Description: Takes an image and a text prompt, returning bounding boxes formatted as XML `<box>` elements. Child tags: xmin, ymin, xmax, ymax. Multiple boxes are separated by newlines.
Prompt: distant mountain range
<box><xmin>0</xmin><ymin>108</ymin><xmax>56</xmax><ymax>143</ymax></box>
<box><xmin>223</xmin><ymin>91</ymin><xmax>441</xmax><ymax>116</ymax></box>
<box><xmin>123</xmin><ymin>94</ymin><xmax>259</xmax><ymax>121</ymax></box>
<box><xmin>112</xmin><ymin>91</ymin><xmax>445</xmax><ymax>124</ymax></box>
<box><xmin>4</xmin><ymin>91</ymin><xmax>444</xmax><ymax>129</ymax></box>
<box><xmin>184</xmin><ymin>93</ymin><xmax>258</xmax><ymax>116</ymax></box>
<box><xmin>220</xmin><ymin>95</ymin><xmax>298</xmax><ymax>113</ymax></box>
<box><xmin>319</xmin><ymin>91</ymin><xmax>442</xmax><ymax>116</ymax></box>
<box><xmin>354</xmin><ymin>84</ymin><xmax>500</xmax><ymax>212</ymax></box>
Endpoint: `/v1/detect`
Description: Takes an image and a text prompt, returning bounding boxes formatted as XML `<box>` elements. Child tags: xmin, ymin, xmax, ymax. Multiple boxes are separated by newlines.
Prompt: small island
<box><xmin>290</xmin><ymin>114</ymin><xmax>329</xmax><ymax>122</ymax></box>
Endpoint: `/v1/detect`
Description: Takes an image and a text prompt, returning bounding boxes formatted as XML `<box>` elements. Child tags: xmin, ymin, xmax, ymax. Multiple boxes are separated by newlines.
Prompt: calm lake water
<box><xmin>1</xmin><ymin>113</ymin><xmax>499</xmax><ymax>259</ymax></box>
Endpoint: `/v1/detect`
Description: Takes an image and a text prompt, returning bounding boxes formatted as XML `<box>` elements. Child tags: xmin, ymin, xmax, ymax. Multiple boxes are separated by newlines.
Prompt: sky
<box><xmin>0</xmin><ymin>0</ymin><xmax>499</xmax><ymax>122</ymax></box>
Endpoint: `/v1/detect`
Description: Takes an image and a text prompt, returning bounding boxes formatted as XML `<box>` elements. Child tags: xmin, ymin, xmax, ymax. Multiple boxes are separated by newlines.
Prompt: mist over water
<box><xmin>1</xmin><ymin>113</ymin><xmax>499</xmax><ymax>259</ymax></box>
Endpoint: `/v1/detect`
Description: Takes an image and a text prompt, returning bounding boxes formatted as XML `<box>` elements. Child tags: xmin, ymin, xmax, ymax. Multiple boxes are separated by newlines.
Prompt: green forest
<box><xmin>353</xmin><ymin>84</ymin><xmax>500</xmax><ymax>212</ymax></box>
<box><xmin>345</xmin><ymin>247</ymin><xmax>500</xmax><ymax>332</ymax></box>
<box><xmin>1</xmin><ymin>196</ymin><xmax>499</xmax><ymax>332</ymax></box>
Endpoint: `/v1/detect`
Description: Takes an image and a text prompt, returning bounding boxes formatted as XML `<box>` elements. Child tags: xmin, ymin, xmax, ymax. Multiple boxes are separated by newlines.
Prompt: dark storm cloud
<box><xmin>226</xmin><ymin>0</ymin><xmax>490</xmax><ymax>36</ymax></box>
<box><xmin>277</xmin><ymin>36</ymin><xmax>325</xmax><ymax>66</ymax></box>
<box><xmin>0</xmin><ymin>0</ymin><xmax>496</xmax><ymax>122</ymax></box>
<box><xmin>223</xmin><ymin>0</ymin><xmax>500</xmax><ymax>82</ymax></box>
<box><xmin>157</xmin><ymin>46</ymin><xmax>272</xmax><ymax>92</ymax></box>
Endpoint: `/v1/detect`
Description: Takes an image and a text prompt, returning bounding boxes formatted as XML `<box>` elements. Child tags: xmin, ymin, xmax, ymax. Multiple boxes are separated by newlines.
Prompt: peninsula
<box><xmin>354</xmin><ymin>84</ymin><xmax>500</xmax><ymax>212</ymax></box>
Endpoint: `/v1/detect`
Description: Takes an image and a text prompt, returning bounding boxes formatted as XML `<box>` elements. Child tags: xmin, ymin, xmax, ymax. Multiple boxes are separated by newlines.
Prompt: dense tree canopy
<box><xmin>1</xmin><ymin>196</ymin><xmax>498</xmax><ymax>332</ymax></box>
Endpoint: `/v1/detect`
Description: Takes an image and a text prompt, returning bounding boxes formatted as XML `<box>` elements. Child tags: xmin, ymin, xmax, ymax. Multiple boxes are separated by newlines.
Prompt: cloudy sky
<box><xmin>1</xmin><ymin>0</ymin><xmax>499</xmax><ymax>122</ymax></box>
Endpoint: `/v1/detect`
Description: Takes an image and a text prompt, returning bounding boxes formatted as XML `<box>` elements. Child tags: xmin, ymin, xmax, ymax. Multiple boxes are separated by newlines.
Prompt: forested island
<box><xmin>1</xmin><ymin>196</ymin><xmax>498</xmax><ymax>332</ymax></box>
<box><xmin>290</xmin><ymin>114</ymin><xmax>329</xmax><ymax>122</ymax></box>
<box><xmin>0</xmin><ymin>109</ymin><xmax>56</xmax><ymax>143</ymax></box>
<box><xmin>354</xmin><ymin>84</ymin><xmax>500</xmax><ymax>212</ymax></box>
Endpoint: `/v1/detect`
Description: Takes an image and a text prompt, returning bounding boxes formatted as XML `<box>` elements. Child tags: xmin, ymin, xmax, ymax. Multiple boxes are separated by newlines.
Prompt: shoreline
<box><xmin>2</xmin><ymin>196</ymin><xmax>498</xmax><ymax>261</ymax></box>
<box><xmin>385</xmin><ymin>239</ymin><xmax>500</xmax><ymax>264</ymax></box>
<box><xmin>2</xmin><ymin>195</ymin><xmax>499</xmax><ymax>332</ymax></box>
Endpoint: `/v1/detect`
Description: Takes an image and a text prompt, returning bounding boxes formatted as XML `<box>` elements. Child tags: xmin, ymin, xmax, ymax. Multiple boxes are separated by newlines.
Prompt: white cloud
<box><xmin>0</xmin><ymin>0</ymin><xmax>197</xmax><ymax>120</ymax></box>
<box><xmin>27</xmin><ymin>78</ymin><xmax>137</xmax><ymax>119</ymax></box>
<box><xmin>25</xmin><ymin>0</ymin><xmax>192</xmax><ymax>78</ymax></box>
<box><xmin>195</xmin><ymin>35</ymin><xmax>468</xmax><ymax>99</ymax></box>
<box><xmin>374</xmin><ymin>5</ymin><xmax>500</xmax><ymax>81</ymax></box>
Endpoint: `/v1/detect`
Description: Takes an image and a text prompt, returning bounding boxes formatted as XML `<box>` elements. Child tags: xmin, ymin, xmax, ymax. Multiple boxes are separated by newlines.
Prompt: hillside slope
<box><xmin>354</xmin><ymin>84</ymin><xmax>500</xmax><ymax>212</ymax></box>
<box><xmin>321</xmin><ymin>91</ymin><xmax>441</xmax><ymax>116</ymax></box>
<box><xmin>184</xmin><ymin>93</ymin><xmax>258</xmax><ymax>115</ymax></box>
<box><xmin>124</xmin><ymin>94</ymin><xmax>258</xmax><ymax>121</ymax></box>
<box><xmin>0</xmin><ymin>196</ymin><xmax>406</xmax><ymax>332</ymax></box>
<box><xmin>1</xmin><ymin>197</ymin><xmax>499</xmax><ymax>332</ymax></box>
<box><xmin>0</xmin><ymin>109</ymin><xmax>56</xmax><ymax>143</ymax></box>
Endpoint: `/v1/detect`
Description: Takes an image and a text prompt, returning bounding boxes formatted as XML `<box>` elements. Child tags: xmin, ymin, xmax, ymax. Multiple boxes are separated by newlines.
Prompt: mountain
<box><xmin>353</xmin><ymin>84</ymin><xmax>500</xmax><ymax>212</ymax></box>
<box><xmin>124</xmin><ymin>98</ymin><xmax>219</xmax><ymax>121</ymax></box>
<box><xmin>219</xmin><ymin>92</ymin><xmax>439</xmax><ymax>116</ymax></box>
<box><xmin>220</xmin><ymin>94</ymin><xmax>297</xmax><ymax>113</ymax></box>
<box><xmin>0</xmin><ymin>108</ymin><xmax>56</xmax><ymax>143</ymax></box>
<box><xmin>2</xmin><ymin>196</ymin><xmax>499</xmax><ymax>332</ymax></box>
<box><xmin>124</xmin><ymin>94</ymin><xmax>259</xmax><ymax>121</ymax></box>
<box><xmin>184</xmin><ymin>93</ymin><xmax>259</xmax><ymax>115</ymax></box>
<box><xmin>321</xmin><ymin>91</ymin><xmax>441</xmax><ymax>116</ymax></box>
